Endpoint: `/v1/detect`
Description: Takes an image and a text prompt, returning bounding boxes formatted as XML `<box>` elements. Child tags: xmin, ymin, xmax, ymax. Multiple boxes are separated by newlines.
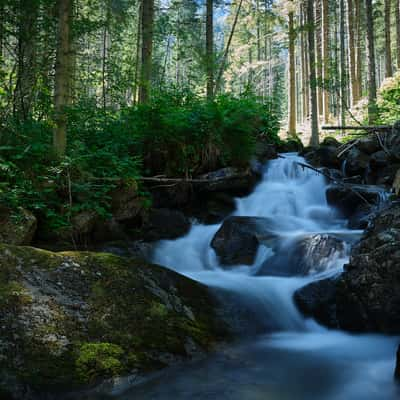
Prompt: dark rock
<box><xmin>98</xmin><ymin>240</ymin><xmax>154</xmax><ymax>261</ymax></box>
<box><xmin>322</xmin><ymin>137</ymin><xmax>341</xmax><ymax>147</ymax></box>
<box><xmin>258</xmin><ymin>234</ymin><xmax>346</xmax><ymax>277</ymax></box>
<box><xmin>278</xmin><ymin>139</ymin><xmax>304</xmax><ymax>153</ymax></box>
<box><xmin>142</xmin><ymin>208</ymin><xmax>191</xmax><ymax>241</ymax></box>
<box><xmin>396</xmin><ymin>346</ymin><xmax>400</xmax><ymax>381</ymax></box>
<box><xmin>294</xmin><ymin>278</ymin><xmax>339</xmax><ymax>328</ymax></box>
<box><xmin>342</xmin><ymin>147</ymin><xmax>370</xmax><ymax>177</ymax></box>
<box><xmin>0</xmin><ymin>244</ymin><xmax>229</xmax><ymax>396</ymax></box>
<box><xmin>111</xmin><ymin>185</ymin><xmax>144</xmax><ymax>222</ymax></box>
<box><xmin>336</xmin><ymin>203</ymin><xmax>400</xmax><ymax>333</ymax></box>
<box><xmin>347</xmin><ymin>203</ymin><xmax>378</xmax><ymax>230</ymax></box>
<box><xmin>0</xmin><ymin>207</ymin><xmax>37</xmax><ymax>246</ymax></box>
<box><xmin>198</xmin><ymin>167</ymin><xmax>258</xmax><ymax>195</ymax></box>
<box><xmin>303</xmin><ymin>146</ymin><xmax>341</xmax><ymax>169</ymax></box>
<box><xmin>357</xmin><ymin>136</ymin><xmax>380</xmax><ymax>155</ymax></box>
<box><xmin>149</xmin><ymin>182</ymin><xmax>193</xmax><ymax>209</ymax></box>
<box><xmin>254</xmin><ymin>140</ymin><xmax>278</xmax><ymax>162</ymax></box>
<box><xmin>326</xmin><ymin>184</ymin><xmax>385</xmax><ymax>218</ymax></box>
<box><xmin>211</xmin><ymin>217</ymin><xmax>277</xmax><ymax>267</ymax></box>
<box><xmin>369</xmin><ymin>150</ymin><xmax>389</xmax><ymax>169</ymax></box>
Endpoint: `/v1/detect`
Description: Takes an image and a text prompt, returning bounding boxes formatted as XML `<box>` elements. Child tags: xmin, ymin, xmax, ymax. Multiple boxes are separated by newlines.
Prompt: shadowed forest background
<box><xmin>0</xmin><ymin>0</ymin><xmax>400</xmax><ymax>241</ymax></box>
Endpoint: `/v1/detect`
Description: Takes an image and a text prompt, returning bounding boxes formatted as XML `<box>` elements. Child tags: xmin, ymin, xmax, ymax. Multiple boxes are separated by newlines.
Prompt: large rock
<box><xmin>336</xmin><ymin>203</ymin><xmax>400</xmax><ymax>333</ymax></box>
<box><xmin>342</xmin><ymin>147</ymin><xmax>370</xmax><ymax>177</ymax></box>
<box><xmin>111</xmin><ymin>184</ymin><xmax>144</xmax><ymax>222</ymax></box>
<box><xmin>258</xmin><ymin>234</ymin><xmax>346</xmax><ymax>277</ymax></box>
<box><xmin>0</xmin><ymin>244</ymin><xmax>228</xmax><ymax>397</ymax></box>
<box><xmin>0</xmin><ymin>207</ymin><xmax>37</xmax><ymax>245</ymax></box>
<box><xmin>142</xmin><ymin>208</ymin><xmax>191</xmax><ymax>242</ymax></box>
<box><xmin>198</xmin><ymin>167</ymin><xmax>258</xmax><ymax>195</ymax></box>
<box><xmin>326</xmin><ymin>184</ymin><xmax>385</xmax><ymax>218</ymax></box>
<box><xmin>211</xmin><ymin>217</ymin><xmax>277</xmax><ymax>267</ymax></box>
<box><xmin>294</xmin><ymin>278</ymin><xmax>338</xmax><ymax>328</ymax></box>
<box><xmin>303</xmin><ymin>146</ymin><xmax>341</xmax><ymax>169</ymax></box>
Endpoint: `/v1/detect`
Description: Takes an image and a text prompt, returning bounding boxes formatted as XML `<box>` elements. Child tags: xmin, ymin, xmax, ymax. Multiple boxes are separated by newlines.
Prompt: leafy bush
<box><xmin>377</xmin><ymin>72</ymin><xmax>400</xmax><ymax>124</ymax></box>
<box><xmin>0</xmin><ymin>89</ymin><xmax>280</xmax><ymax>237</ymax></box>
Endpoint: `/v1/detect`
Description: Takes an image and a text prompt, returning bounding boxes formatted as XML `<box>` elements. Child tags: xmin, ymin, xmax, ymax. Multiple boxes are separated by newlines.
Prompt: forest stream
<box><xmin>80</xmin><ymin>153</ymin><xmax>400</xmax><ymax>400</ymax></box>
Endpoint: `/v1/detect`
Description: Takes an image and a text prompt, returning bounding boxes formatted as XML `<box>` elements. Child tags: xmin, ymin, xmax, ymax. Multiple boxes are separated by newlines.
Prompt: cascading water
<box><xmin>111</xmin><ymin>154</ymin><xmax>400</xmax><ymax>399</ymax></box>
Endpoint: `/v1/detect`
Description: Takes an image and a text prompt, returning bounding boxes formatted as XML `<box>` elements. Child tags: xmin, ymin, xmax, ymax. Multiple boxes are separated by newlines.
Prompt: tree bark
<box><xmin>288</xmin><ymin>10</ymin><xmax>297</xmax><ymax>136</ymax></box>
<box><xmin>384</xmin><ymin>0</ymin><xmax>393</xmax><ymax>77</ymax></box>
<box><xmin>396</xmin><ymin>0</ymin><xmax>400</xmax><ymax>70</ymax></box>
<box><xmin>322</xmin><ymin>0</ymin><xmax>330</xmax><ymax>122</ymax></box>
<box><xmin>340</xmin><ymin>0</ymin><xmax>347</xmax><ymax>129</ymax></box>
<box><xmin>347</xmin><ymin>0</ymin><xmax>357</xmax><ymax>105</ymax></box>
<box><xmin>307</xmin><ymin>0</ymin><xmax>319</xmax><ymax>146</ymax></box>
<box><xmin>365</xmin><ymin>0</ymin><xmax>377</xmax><ymax>123</ymax></box>
<box><xmin>138</xmin><ymin>0</ymin><xmax>154</xmax><ymax>104</ymax></box>
<box><xmin>54</xmin><ymin>0</ymin><xmax>73</xmax><ymax>157</ymax></box>
<box><xmin>206</xmin><ymin>0</ymin><xmax>214</xmax><ymax>100</ymax></box>
<box><xmin>316</xmin><ymin>0</ymin><xmax>323</xmax><ymax>116</ymax></box>
<box><xmin>354</xmin><ymin>0</ymin><xmax>362</xmax><ymax>101</ymax></box>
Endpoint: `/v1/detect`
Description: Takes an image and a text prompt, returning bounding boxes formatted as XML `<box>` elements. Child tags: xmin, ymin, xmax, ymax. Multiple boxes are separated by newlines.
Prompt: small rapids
<box><xmin>95</xmin><ymin>154</ymin><xmax>400</xmax><ymax>399</ymax></box>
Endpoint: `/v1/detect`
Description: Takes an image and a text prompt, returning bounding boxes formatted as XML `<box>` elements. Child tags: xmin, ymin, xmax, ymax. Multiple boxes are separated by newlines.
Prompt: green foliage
<box><xmin>377</xmin><ymin>72</ymin><xmax>400</xmax><ymax>124</ymax></box>
<box><xmin>75</xmin><ymin>342</ymin><xmax>124</xmax><ymax>383</ymax></box>
<box><xmin>0</xmin><ymin>89</ymin><xmax>280</xmax><ymax>239</ymax></box>
<box><xmin>129</xmin><ymin>89</ymin><xmax>280</xmax><ymax>175</ymax></box>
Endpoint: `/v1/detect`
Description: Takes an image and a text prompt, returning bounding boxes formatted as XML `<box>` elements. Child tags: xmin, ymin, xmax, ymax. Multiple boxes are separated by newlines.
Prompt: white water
<box><xmin>114</xmin><ymin>154</ymin><xmax>399</xmax><ymax>399</ymax></box>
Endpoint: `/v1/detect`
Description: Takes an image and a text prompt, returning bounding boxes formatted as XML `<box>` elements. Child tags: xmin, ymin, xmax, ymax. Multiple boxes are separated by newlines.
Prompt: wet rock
<box><xmin>111</xmin><ymin>184</ymin><xmax>144</xmax><ymax>222</ymax></box>
<box><xmin>142</xmin><ymin>208</ymin><xmax>191</xmax><ymax>241</ymax></box>
<box><xmin>326</xmin><ymin>184</ymin><xmax>384</xmax><ymax>218</ymax></box>
<box><xmin>258</xmin><ymin>234</ymin><xmax>346</xmax><ymax>276</ymax></box>
<box><xmin>98</xmin><ymin>240</ymin><xmax>154</xmax><ymax>261</ymax></box>
<box><xmin>357</xmin><ymin>136</ymin><xmax>380</xmax><ymax>155</ymax></box>
<box><xmin>211</xmin><ymin>217</ymin><xmax>277</xmax><ymax>267</ymax></box>
<box><xmin>369</xmin><ymin>150</ymin><xmax>389</xmax><ymax>169</ymax></box>
<box><xmin>198</xmin><ymin>167</ymin><xmax>258</xmax><ymax>195</ymax></box>
<box><xmin>149</xmin><ymin>182</ymin><xmax>193</xmax><ymax>209</ymax></box>
<box><xmin>303</xmin><ymin>146</ymin><xmax>341</xmax><ymax>169</ymax></box>
<box><xmin>396</xmin><ymin>346</ymin><xmax>400</xmax><ymax>381</ymax></box>
<box><xmin>336</xmin><ymin>203</ymin><xmax>400</xmax><ymax>333</ymax></box>
<box><xmin>294</xmin><ymin>278</ymin><xmax>338</xmax><ymax>328</ymax></box>
<box><xmin>321</xmin><ymin>137</ymin><xmax>341</xmax><ymax>147</ymax></box>
<box><xmin>347</xmin><ymin>203</ymin><xmax>378</xmax><ymax>230</ymax></box>
<box><xmin>0</xmin><ymin>244</ymin><xmax>229</xmax><ymax>396</ymax></box>
<box><xmin>342</xmin><ymin>147</ymin><xmax>370</xmax><ymax>177</ymax></box>
<box><xmin>0</xmin><ymin>207</ymin><xmax>37</xmax><ymax>245</ymax></box>
<box><xmin>254</xmin><ymin>140</ymin><xmax>278</xmax><ymax>162</ymax></box>
<box><xmin>278</xmin><ymin>139</ymin><xmax>304</xmax><ymax>153</ymax></box>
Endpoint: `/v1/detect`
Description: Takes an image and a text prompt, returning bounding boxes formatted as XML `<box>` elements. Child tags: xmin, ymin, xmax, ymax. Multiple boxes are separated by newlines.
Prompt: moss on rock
<box><xmin>0</xmin><ymin>244</ymin><xmax>229</xmax><ymax>397</ymax></box>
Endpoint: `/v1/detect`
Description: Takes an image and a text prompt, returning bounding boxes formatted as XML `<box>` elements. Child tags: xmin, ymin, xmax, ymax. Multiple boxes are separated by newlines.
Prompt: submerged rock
<box><xmin>336</xmin><ymin>203</ymin><xmax>400</xmax><ymax>333</ymax></box>
<box><xmin>294</xmin><ymin>278</ymin><xmax>338</xmax><ymax>328</ymax></box>
<box><xmin>0</xmin><ymin>207</ymin><xmax>37</xmax><ymax>245</ymax></box>
<box><xmin>258</xmin><ymin>234</ymin><xmax>346</xmax><ymax>277</ymax></box>
<box><xmin>211</xmin><ymin>217</ymin><xmax>277</xmax><ymax>267</ymax></box>
<box><xmin>0</xmin><ymin>244</ymin><xmax>229</xmax><ymax>397</ymax></box>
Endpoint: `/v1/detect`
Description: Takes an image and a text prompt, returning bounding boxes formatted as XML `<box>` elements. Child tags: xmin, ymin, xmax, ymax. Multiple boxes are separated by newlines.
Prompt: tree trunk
<box><xmin>206</xmin><ymin>0</ymin><xmax>214</xmax><ymax>100</ymax></box>
<box><xmin>365</xmin><ymin>0</ymin><xmax>377</xmax><ymax>123</ymax></box>
<box><xmin>322</xmin><ymin>0</ymin><xmax>330</xmax><ymax>122</ymax></box>
<box><xmin>340</xmin><ymin>0</ymin><xmax>347</xmax><ymax>130</ymax></box>
<box><xmin>133</xmin><ymin>1</ymin><xmax>142</xmax><ymax>105</ymax></box>
<box><xmin>396</xmin><ymin>0</ymin><xmax>400</xmax><ymax>70</ymax></box>
<box><xmin>354</xmin><ymin>0</ymin><xmax>362</xmax><ymax>101</ymax></box>
<box><xmin>301</xmin><ymin>3</ymin><xmax>310</xmax><ymax>119</ymax></box>
<box><xmin>138</xmin><ymin>0</ymin><xmax>154</xmax><ymax>104</ymax></box>
<box><xmin>316</xmin><ymin>0</ymin><xmax>323</xmax><ymax>116</ymax></box>
<box><xmin>384</xmin><ymin>0</ymin><xmax>393</xmax><ymax>77</ymax></box>
<box><xmin>14</xmin><ymin>0</ymin><xmax>38</xmax><ymax>120</ymax></box>
<box><xmin>288</xmin><ymin>10</ymin><xmax>296</xmax><ymax>136</ymax></box>
<box><xmin>347</xmin><ymin>0</ymin><xmax>357</xmax><ymax>105</ymax></box>
<box><xmin>307</xmin><ymin>0</ymin><xmax>319</xmax><ymax>146</ymax></box>
<box><xmin>54</xmin><ymin>0</ymin><xmax>73</xmax><ymax>157</ymax></box>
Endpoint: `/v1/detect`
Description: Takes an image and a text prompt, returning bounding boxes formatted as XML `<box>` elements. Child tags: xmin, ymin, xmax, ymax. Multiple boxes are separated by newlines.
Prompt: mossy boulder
<box><xmin>0</xmin><ymin>207</ymin><xmax>37</xmax><ymax>245</ymax></box>
<box><xmin>0</xmin><ymin>244</ymin><xmax>229</xmax><ymax>398</ymax></box>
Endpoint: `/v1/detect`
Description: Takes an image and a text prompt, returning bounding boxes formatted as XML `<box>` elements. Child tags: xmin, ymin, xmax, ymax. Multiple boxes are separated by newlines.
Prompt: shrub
<box><xmin>377</xmin><ymin>72</ymin><xmax>400</xmax><ymax>124</ymax></box>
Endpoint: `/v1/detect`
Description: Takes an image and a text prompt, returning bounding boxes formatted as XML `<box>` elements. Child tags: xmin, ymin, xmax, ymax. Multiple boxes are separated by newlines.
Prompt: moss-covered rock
<box><xmin>0</xmin><ymin>244</ymin><xmax>229</xmax><ymax>398</ymax></box>
<box><xmin>0</xmin><ymin>207</ymin><xmax>37</xmax><ymax>245</ymax></box>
